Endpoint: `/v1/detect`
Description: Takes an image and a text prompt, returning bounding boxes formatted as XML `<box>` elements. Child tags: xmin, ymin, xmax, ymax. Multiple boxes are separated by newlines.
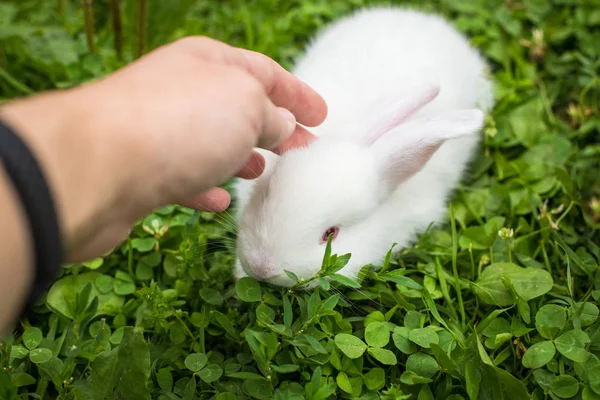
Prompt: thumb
<box><xmin>256</xmin><ymin>102</ymin><xmax>297</xmax><ymax>150</ymax></box>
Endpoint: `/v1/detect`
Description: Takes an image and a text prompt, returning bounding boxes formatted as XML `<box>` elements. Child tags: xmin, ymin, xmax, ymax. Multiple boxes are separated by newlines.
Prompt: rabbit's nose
<box><xmin>247</xmin><ymin>254</ymin><xmax>277</xmax><ymax>281</ymax></box>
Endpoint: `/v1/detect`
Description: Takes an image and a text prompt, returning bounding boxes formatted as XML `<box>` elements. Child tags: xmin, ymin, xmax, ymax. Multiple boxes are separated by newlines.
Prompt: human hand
<box><xmin>89</xmin><ymin>36</ymin><xmax>326</xmax><ymax>213</ymax></box>
<box><xmin>0</xmin><ymin>36</ymin><xmax>326</xmax><ymax>262</ymax></box>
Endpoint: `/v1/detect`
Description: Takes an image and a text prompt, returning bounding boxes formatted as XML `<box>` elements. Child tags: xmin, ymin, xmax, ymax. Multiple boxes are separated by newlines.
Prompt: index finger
<box><xmin>196</xmin><ymin>38</ymin><xmax>328</xmax><ymax>127</ymax></box>
<box><xmin>236</xmin><ymin>49</ymin><xmax>328</xmax><ymax>127</ymax></box>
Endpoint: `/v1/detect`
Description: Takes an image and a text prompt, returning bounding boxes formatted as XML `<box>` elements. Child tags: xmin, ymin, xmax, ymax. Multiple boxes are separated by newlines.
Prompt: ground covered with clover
<box><xmin>1</xmin><ymin>0</ymin><xmax>599</xmax><ymax>399</ymax></box>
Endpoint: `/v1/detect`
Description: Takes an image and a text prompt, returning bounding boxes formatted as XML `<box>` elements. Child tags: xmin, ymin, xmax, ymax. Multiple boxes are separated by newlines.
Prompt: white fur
<box><xmin>232</xmin><ymin>6</ymin><xmax>495</xmax><ymax>287</ymax></box>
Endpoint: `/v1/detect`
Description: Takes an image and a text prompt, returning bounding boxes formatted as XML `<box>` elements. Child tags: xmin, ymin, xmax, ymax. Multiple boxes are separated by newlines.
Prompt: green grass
<box><xmin>1</xmin><ymin>0</ymin><xmax>600</xmax><ymax>399</ymax></box>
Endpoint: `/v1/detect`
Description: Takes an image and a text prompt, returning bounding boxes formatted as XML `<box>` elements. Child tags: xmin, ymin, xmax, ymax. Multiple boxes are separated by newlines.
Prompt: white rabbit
<box><xmin>232</xmin><ymin>6</ymin><xmax>495</xmax><ymax>287</ymax></box>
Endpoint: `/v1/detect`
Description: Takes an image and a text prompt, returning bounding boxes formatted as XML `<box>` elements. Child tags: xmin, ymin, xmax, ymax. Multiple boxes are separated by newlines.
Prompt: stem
<box><xmin>554</xmin><ymin>201</ymin><xmax>574</xmax><ymax>228</ymax></box>
<box><xmin>435</xmin><ymin>257</ymin><xmax>459</xmax><ymax>322</ymax></box>
<box><xmin>135</xmin><ymin>0</ymin><xmax>148</xmax><ymax>59</ymax></box>
<box><xmin>468</xmin><ymin>244</ymin><xmax>475</xmax><ymax>280</ymax></box>
<box><xmin>82</xmin><ymin>0</ymin><xmax>96</xmax><ymax>54</ymax></box>
<box><xmin>449</xmin><ymin>205</ymin><xmax>466</xmax><ymax>329</ymax></box>
<box><xmin>175</xmin><ymin>314</ymin><xmax>196</xmax><ymax>341</ymax></box>
<box><xmin>109</xmin><ymin>0</ymin><xmax>124</xmax><ymax>61</ymax></box>
<box><xmin>198</xmin><ymin>326</ymin><xmax>205</xmax><ymax>353</ymax></box>
<box><xmin>127</xmin><ymin>237</ymin><xmax>134</xmax><ymax>277</ymax></box>
<box><xmin>541</xmin><ymin>243</ymin><xmax>552</xmax><ymax>274</ymax></box>
<box><xmin>0</xmin><ymin>66</ymin><xmax>34</xmax><ymax>94</ymax></box>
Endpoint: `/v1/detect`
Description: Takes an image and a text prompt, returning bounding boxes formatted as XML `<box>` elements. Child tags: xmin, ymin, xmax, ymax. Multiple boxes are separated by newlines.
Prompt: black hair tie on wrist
<box><xmin>0</xmin><ymin>118</ymin><xmax>63</xmax><ymax>320</ymax></box>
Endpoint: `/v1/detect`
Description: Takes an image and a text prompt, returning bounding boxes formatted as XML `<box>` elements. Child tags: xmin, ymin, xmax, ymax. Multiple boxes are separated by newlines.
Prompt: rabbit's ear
<box><xmin>360</xmin><ymin>83</ymin><xmax>441</xmax><ymax>146</ymax></box>
<box><xmin>370</xmin><ymin>109</ymin><xmax>484</xmax><ymax>191</ymax></box>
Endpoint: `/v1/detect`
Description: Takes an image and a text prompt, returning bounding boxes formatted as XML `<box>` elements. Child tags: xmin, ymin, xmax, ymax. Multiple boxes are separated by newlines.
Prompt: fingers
<box><xmin>255</xmin><ymin>103</ymin><xmax>297</xmax><ymax>150</ymax></box>
<box><xmin>180</xmin><ymin>187</ymin><xmax>231</xmax><ymax>212</ymax></box>
<box><xmin>219</xmin><ymin>46</ymin><xmax>328</xmax><ymax>127</ymax></box>
<box><xmin>236</xmin><ymin>150</ymin><xmax>265</xmax><ymax>179</ymax></box>
<box><xmin>181</xmin><ymin>150</ymin><xmax>264</xmax><ymax>213</ymax></box>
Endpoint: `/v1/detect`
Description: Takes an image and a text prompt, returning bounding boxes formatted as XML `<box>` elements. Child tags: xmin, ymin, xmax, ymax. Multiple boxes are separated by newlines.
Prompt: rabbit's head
<box><xmin>235</xmin><ymin>84</ymin><xmax>484</xmax><ymax>286</ymax></box>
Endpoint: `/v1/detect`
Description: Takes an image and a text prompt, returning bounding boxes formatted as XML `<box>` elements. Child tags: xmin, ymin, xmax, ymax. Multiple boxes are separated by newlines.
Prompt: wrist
<box><xmin>0</xmin><ymin>86</ymin><xmax>131</xmax><ymax>260</ymax></box>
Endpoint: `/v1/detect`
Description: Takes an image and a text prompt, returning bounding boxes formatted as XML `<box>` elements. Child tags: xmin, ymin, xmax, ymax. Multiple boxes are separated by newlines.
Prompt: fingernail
<box><xmin>278</xmin><ymin>107</ymin><xmax>296</xmax><ymax>136</ymax></box>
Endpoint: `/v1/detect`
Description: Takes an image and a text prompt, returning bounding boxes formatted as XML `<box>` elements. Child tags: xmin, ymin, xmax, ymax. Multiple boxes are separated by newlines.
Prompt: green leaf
<box><xmin>318</xmin><ymin>277</ymin><xmax>330</xmax><ymax>290</ymax></box>
<box><xmin>283</xmin><ymin>295</ymin><xmax>293</xmax><ymax>328</ymax></box>
<box><xmin>114</xmin><ymin>271</ymin><xmax>137</xmax><ymax>296</ymax></box>
<box><xmin>553</xmin><ymin>233</ymin><xmax>596</xmax><ymax>277</ymax></box>
<box><xmin>256</xmin><ymin>303</ymin><xmax>276</xmax><ymax>324</ymax></box>
<box><xmin>46</xmin><ymin>271</ymin><xmax>124</xmax><ymax>319</ymax></box>
<box><xmin>365</xmin><ymin>321</ymin><xmax>390</xmax><ymax>348</ymax></box>
<box><xmin>334</xmin><ymin>333</ymin><xmax>367</xmax><ymax>359</ymax></box>
<box><xmin>275</xmin><ymin>382</ymin><xmax>304</xmax><ymax>400</ymax></box>
<box><xmin>184</xmin><ymin>375</ymin><xmax>196</xmax><ymax>399</ymax></box>
<box><xmin>29</xmin><ymin>348</ymin><xmax>52</xmax><ymax>364</ymax></box>
<box><xmin>37</xmin><ymin>358</ymin><xmax>63</xmax><ymax>387</ymax></box>
<box><xmin>587</xmin><ymin>365</ymin><xmax>600</xmax><ymax>394</ymax></box>
<box><xmin>227</xmin><ymin>372</ymin><xmax>266</xmax><ymax>380</ymax></box>
<box><xmin>573</xmin><ymin>302</ymin><xmax>599</xmax><ymax>327</ymax></box>
<box><xmin>522</xmin><ymin>341</ymin><xmax>556</xmax><ymax>369</ymax></box>
<box><xmin>184</xmin><ymin>353</ymin><xmax>207</xmax><ymax>372</ymax></box>
<box><xmin>270</xmin><ymin>364</ymin><xmax>299</xmax><ymax>374</ymax></box>
<box><xmin>156</xmin><ymin>368</ymin><xmax>173</xmax><ymax>391</ymax></box>
<box><xmin>131</xmin><ymin>238</ymin><xmax>155</xmax><ymax>252</ymax></box>
<box><xmin>583</xmin><ymin>386</ymin><xmax>600</xmax><ymax>400</ymax></box>
<box><xmin>404</xmin><ymin>311</ymin><xmax>424</xmax><ymax>329</ymax></box>
<box><xmin>199</xmin><ymin>287</ymin><xmax>224</xmax><ymax>305</ymax></box>
<box><xmin>406</xmin><ymin>352</ymin><xmax>439</xmax><ymax>379</ymax></box>
<box><xmin>199</xmin><ymin>364</ymin><xmax>223</xmax><ymax>383</ymax></box>
<box><xmin>71</xmin><ymin>327</ymin><xmax>151</xmax><ymax>400</ymax></box>
<box><xmin>243</xmin><ymin>379</ymin><xmax>273</xmax><ymax>399</ymax></box>
<box><xmin>140</xmin><ymin>252</ymin><xmax>161</xmax><ymax>267</ymax></box>
<box><xmin>368</xmin><ymin>348</ymin><xmax>397</xmax><ymax>365</ymax></box>
<box><xmin>336</xmin><ymin>371</ymin><xmax>353</xmax><ymax>394</ymax></box>
<box><xmin>284</xmin><ymin>270</ymin><xmax>299</xmax><ymax>282</ymax></box>
<box><xmin>363</xmin><ymin>367</ymin><xmax>385</xmax><ymax>391</ymax></box>
<box><xmin>408</xmin><ymin>327</ymin><xmax>440</xmax><ymax>349</ymax></box>
<box><xmin>459</xmin><ymin>226</ymin><xmax>496</xmax><ymax>250</ymax></box>
<box><xmin>536</xmin><ymin>304</ymin><xmax>567</xmax><ymax>339</ymax></box>
<box><xmin>22</xmin><ymin>327</ymin><xmax>43</xmax><ymax>350</ymax></box>
<box><xmin>235</xmin><ymin>277</ymin><xmax>262</xmax><ymax>302</ymax></box>
<box><xmin>430</xmin><ymin>344</ymin><xmax>460</xmax><ymax>377</ymax></box>
<box><xmin>329</xmin><ymin>273</ymin><xmax>361</xmax><ymax>288</ymax></box>
<box><xmin>109</xmin><ymin>327</ymin><xmax>125</xmax><ymax>345</ymax></box>
<box><xmin>10</xmin><ymin>345</ymin><xmax>29</xmax><ymax>359</ymax></box>
<box><xmin>12</xmin><ymin>372</ymin><xmax>36</xmax><ymax>387</ymax></box>
<box><xmin>304</xmin><ymin>335</ymin><xmax>328</xmax><ymax>354</ymax></box>
<box><xmin>378</xmin><ymin>269</ymin><xmax>423</xmax><ymax>289</ymax></box>
<box><xmin>533</xmin><ymin>369</ymin><xmax>556</xmax><ymax>392</ymax></box>
<box><xmin>212</xmin><ymin>311</ymin><xmax>237</xmax><ymax>337</ymax></box>
<box><xmin>482</xmin><ymin>317</ymin><xmax>511</xmax><ymax>337</ymax></box>
<box><xmin>418</xmin><ymin>384</ymin><xmax>435</xmax><ymax>400</ymax></box>
<box><xmin>550</xmin><ymin>375</ymin><xmax>580</xmax><ymax>398</ymax></box>
<box><xmin>393</xmin><ymin>327</ymin><xmax>417</xmax><ymax>354</ymax></box>
<box><xmin>312</xmin><ymin>383</ymin><xmax>337</xmax><ymax>400</ymax></box>
<box><xmin>320</xmin><ymin>294</ymin><xmax>340</xmax><ymax>311</ymax></box>
<box><xmin>135</xmin><ymin>263</ymin><xmax>153</xmax><ymax>281</ymax></box>
<box><xmin>494</xmin><ymin>364</ymin><xmax>531</xmax><ymax>398</ymax></box>
<box><xmin>555</xmin><ymin>329</ymin><xmax>591</xmax><ymax>363</ymax></box>
<box><xmin>82</xmin><ymin>257</ymin><xmax>104</xmax><ymax>270</ymax></box>
<box><xmin>400</xmin><ymin>370</ymin><xmax>433</xmax><ymax>385</ymax></box>
<box><xmin>473</xmin><ymin>262</ymin><xmax>553</xmax><ymax>306</ymax></box>
<box><xmin>95</xmin><ymin>275</ymin><xmax>114</xmax><ymax>294</ymax></box>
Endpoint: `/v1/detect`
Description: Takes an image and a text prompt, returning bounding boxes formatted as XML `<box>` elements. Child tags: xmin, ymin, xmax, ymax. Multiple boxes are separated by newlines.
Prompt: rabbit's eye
<box><xmin>320</xmin><ymin>226</ymin><xmax>339</xmax><ymax>244</ymax></box>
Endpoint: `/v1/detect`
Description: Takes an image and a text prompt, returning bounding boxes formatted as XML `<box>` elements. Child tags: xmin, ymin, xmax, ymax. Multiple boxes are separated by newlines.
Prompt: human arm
<box><xmin>0</xmin><ymin>36</ymin><xmax>326</xmax><ymax>334</ymax></box>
